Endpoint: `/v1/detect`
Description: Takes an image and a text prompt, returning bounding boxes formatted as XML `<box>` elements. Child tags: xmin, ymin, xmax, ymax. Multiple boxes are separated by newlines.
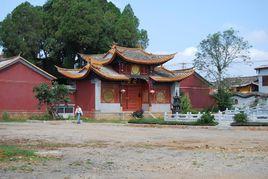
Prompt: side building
<box><xmin>0</xmin><ymin>56</ymin><xmax>56</xmax><ymax>116</ymax></box>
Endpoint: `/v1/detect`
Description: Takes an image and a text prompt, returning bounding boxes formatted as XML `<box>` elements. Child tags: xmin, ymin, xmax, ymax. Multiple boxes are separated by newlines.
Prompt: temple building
<box><xmin>56</xmin><ymin>45</ymin><xmax>215</xmax><ymax>117</ymax></box>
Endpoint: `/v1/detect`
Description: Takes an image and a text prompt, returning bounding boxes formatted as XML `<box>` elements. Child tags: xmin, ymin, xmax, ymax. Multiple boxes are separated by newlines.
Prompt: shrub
<box><xmin>129</xmin><ymin>118</ymin><xmax>163</xmax><ymax>124</ymax></box>
<box><xmin>29</xmin><ymin>113</ymin><xmax>55</xmax><ymax>121</ymax></box>
<box><xmin>233</xmin><ymin>112</ymin><xmax>247</xmax><ymax>123</ymax></box>
<box><xmin>180</xmin><ymin>94</ymin><xmax>192</xmax><ymax>113</ymax></box>
<box><xmin>1</xmin><ymin>112</ymin><xmax>10</xmax><ymax>120</ymax></box>
<box><xmin>197</xmin><ymin>112</ymin><xmax>216</xmax><ymax>124</ymax></box>
<box><xmin>33</xmin><ymin>82</ymin><xmax>70</xmax><ymax>119</ymax></box>
<box><xmin>132</xmin><ymin>109</ymin><xmax>144</xmax><ymax>118</ymax></box>
<box><xmin>128</xmin><ymin>117</ymin><xmax>218</xmax><ymax>126</ymax></box>
<box><xmin>213</xmin><ymin>88</ymin><xmax>233</xmax><ymax>111</ymax></box>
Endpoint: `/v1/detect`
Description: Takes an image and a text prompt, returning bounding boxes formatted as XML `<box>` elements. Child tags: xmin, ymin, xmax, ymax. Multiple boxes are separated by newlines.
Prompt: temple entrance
<box><xmin>122</xmin><ymin>84</ymin><xmax>142</xmax><ymax>111</ymax></box>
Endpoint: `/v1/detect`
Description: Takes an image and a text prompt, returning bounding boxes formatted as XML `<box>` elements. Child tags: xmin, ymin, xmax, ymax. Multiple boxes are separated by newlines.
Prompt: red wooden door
<box><xmin>122</xmin><ymin>85</ymin><xmax>142</xmax><ymax>111</ymax></box>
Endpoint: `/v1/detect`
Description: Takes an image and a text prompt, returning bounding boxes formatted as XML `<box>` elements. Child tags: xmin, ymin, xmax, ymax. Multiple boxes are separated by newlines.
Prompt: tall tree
<box><xmin>0</xmin><ymin>2</ymin><xmax>43</xmax><ymax>62</ymax></box>
<box><xmin>115</xmin><ymin>4</ymin><xmax>149</xmax><ymax>49</ymax></box>
<box><xmin>0</xmin><ymin>0</ymin><xmax>149</xmax><ymax>69</ymax></box>
<box><xmin>194</xmin><ymin>28</ymin><xmax>251</xmax><ymax>110</ymax></box>
<box><xmin>194</xmin><ymin>28</ymin><xmax>251</xmax><ymax>88</ymax></box>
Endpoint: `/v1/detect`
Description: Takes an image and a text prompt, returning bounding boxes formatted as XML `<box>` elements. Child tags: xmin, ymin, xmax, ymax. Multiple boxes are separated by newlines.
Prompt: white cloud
<box><xmin>250</xmin><ymin>48</ymin><xmax>268</xmax><ymax>61</ymax></box>
<box><xmin>154</xmin><ymin>47</ymin><xmax>197</xmax><ymax>70</ymax></box>
<box><xmin>177</xmin><ymin>47</ymin><xmax>197</xmax><ymax>57</ymax></box>
<box><xmin>247</xmin><ymin>30</ymin><xmax>268</xmax><ymax>44</ymax></box>
<box><xmin>157</xmin><ymin>46</ymin><xmax>268</xmax><ymax>77</ymax></box>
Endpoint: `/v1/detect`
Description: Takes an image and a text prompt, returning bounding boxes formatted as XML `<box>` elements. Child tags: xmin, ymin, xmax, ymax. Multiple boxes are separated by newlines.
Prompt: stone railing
<box><xmin>164</xmin><ymin>109</ymin><xmax>268</xmax><ymax>123</ymax></box>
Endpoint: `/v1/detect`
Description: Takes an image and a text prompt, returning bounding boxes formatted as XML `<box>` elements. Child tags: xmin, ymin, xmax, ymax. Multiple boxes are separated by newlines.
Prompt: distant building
<box><xmin>228</xmin><ymin>65</ymin><xmax>268</xmax><ymax>109</ymax></box>
<box><xmin>255</xmin><ymin>65</ymin><xmax>268</xmax><ymax>93</ymax></box>
<box><xmin>224</xmin><ymin>76</ymin><xmax>258</xmax><ymax>93</ymax></box>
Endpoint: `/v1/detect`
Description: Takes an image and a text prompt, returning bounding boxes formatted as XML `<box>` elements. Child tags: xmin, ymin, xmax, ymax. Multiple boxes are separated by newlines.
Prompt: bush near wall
<box><xmin>1</xmin><ymin>112</ymin><xmax>10</xmax><ymax>120</ymax></box>
<box><xmin>197</xmin><ymin>112</ymin><xmax>217</xmax><ymax>125</ymax></box>
<box><xmin>128</xmin><ymin>118</ymin><xmax>218</xmax><ymax>126</ymax></box>
<box><xmin>233</xmin><ymin>112</ymin><xmax>248</xmax><ymax>123</ymax></box>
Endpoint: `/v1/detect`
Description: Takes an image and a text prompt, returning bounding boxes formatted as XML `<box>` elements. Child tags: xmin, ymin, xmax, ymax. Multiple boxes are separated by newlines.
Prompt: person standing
<box><xmin>75</xmin><ymin>105</ymin><xmax>83</xmax><ymax>124</ymax></box>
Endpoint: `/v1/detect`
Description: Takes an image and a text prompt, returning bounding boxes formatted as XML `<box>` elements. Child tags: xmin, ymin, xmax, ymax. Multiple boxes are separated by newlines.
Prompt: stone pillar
<box><xmin>92</xmin><ymin>78</ymin><xmax>101</xmax><ymax>111</ymax></box>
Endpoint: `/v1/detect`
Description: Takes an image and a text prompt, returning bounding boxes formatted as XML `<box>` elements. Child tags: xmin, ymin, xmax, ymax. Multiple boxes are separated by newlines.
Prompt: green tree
<box><xmin>213</xmin><ymin>88</ymin><xmax>233</xmax><ymax>111</ymax></box>
<box><xmin>194</xmin><ymin>28</ymin><xmax>251</xmax><ymax>88</ymax></box>
<box><xmin>194</xmin><ymin>29</ymin><xmax>251</xmax><ymax>110</ymax></box>
<box><xmin>138</xmin><ymin>29</ymin><xmax>149</xmax><ymax>49</ymax></box>
<box><xmin>115</xmin><ymin>4</ymin><xmax>149</xmax><ymax>49</ymax></box>
<box><xmin>0</xmin><ymin>0</ymin><xmax>149</xmax><ymax>69</ymax></box>
<box><xmin>0</xmin><ymin>2</ymin><xmax>43</xmax><ymax>63</ymax></box>
<box><xmin>33</xmin><ymin>82</ymin><xmax>70</xmax><ymax>119</ymax></box>
<box><xmin>180</xmin><ymin>93</ymin><xmax>192</xmax><ymax>114</ymax></box>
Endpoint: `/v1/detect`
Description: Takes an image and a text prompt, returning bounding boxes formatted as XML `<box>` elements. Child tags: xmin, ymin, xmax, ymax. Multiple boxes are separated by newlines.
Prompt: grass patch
<box><xmin>82</xmin><ymin>118</ymin><xmax>127</xmax><ymax>124</ymax></box>
<box><xmin>128</xmin><ymin>118</ymin><xmax>218</xmax><ymax>126</ymax></box>
<box><xmin>0</xmin><ymin>145</ymin><xmax>35</xmax><ymax>161</ymax></box>
<box><xmin>0</xmin><ymin>111</ymin><xmax>28</xmax><ymax>122</ymax></box>
<box><xmin>0</xmin><ymin>144</ymin><xmax>58</xmax><ymax>163</ymax></box>
<box><xmin>231</xmin><ymin>122</ymin><xmax>268</xmax><ymax>126</ymax></box>
<box><xmin>0</xmin><ymin>119</ymin><xmax>27</xmax><ymax>122</ymax></box>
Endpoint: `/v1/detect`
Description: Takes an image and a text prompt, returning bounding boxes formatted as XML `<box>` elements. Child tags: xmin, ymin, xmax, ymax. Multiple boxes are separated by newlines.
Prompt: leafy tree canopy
<box><xmin>194</xmin><ymin>28</ymin><xmax>251</xmax><ymax>89</ymax></box>
<box><xmin>33</xmin><ymin>82</ymin><xmax>70</xmax><ymax>119</ymax></box>
<box><xmin>0</xmin><ymin>2</ymin><xmax>44</xmax><ymax>63</ymax></box>
<box><xmin>194</xmin><ymin>29</ymin><xmax>251</xmax><ymax>110</ymax></box>
<box><xmin>0</xmin><ymin>0</ymin><xmax>149</xmax><ymax>69</ymax></box>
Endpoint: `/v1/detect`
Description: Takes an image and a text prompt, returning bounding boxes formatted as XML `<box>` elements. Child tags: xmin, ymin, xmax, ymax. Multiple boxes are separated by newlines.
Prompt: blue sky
<box><xmin>1</xmin><ymin>0</ymin><xmax>268</xmax><ymax>77</ymax></box>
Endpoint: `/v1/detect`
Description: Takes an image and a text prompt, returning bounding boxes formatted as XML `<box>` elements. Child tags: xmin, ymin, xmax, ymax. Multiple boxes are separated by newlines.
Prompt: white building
<box><xmin>232</xmin><ymin>65</ymin><xmax>268</xmax><ymax>109</ymax></box>
<box><xmin>255</xmin><ymin>65</ymin><xmax>268</xmax><ymax>93</ymax></box>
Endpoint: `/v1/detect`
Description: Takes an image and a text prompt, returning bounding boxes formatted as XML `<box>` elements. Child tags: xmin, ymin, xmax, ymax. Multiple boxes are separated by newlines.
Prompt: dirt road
<box><xmin>0</xmin><ymin>122</ymin><xmax>268</xmax><ymax>178</ymax></box>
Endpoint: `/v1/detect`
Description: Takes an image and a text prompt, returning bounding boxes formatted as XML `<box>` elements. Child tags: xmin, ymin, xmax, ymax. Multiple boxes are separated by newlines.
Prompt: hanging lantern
<box><xmin>149</xmin><ymin>89</ymin><xmax>155</xmax><ymax>94</ymax></box>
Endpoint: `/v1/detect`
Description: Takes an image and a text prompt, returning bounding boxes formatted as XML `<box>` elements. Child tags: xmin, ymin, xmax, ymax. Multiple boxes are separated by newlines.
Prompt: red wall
<box><xmin>180</xmin><ymin>73</ymin><xmax>215</xmax><ymax>109</ymax></box>
<box><xmin>75</xmin><ymin>80</ymin><xmax>95</xmax><ymax>117</ymax></box>
<box><xmin>0</xmin><ymin>62</ymin><xmax>51</xmax><ymax>113</ymax></box>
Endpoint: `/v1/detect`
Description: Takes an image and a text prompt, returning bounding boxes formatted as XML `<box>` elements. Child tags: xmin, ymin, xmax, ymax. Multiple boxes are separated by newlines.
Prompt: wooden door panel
<box><xmin>122</xmin><ymin>85</ymin><xmax>141</xmax><ymax>111</ymax></box>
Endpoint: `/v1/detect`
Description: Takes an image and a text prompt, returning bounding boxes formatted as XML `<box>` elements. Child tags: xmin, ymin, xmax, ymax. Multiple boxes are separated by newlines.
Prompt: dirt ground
<box><xmin>0</xmin><ymin>122</ymin><xmax>268</xmax><ymax>179</ymax></box>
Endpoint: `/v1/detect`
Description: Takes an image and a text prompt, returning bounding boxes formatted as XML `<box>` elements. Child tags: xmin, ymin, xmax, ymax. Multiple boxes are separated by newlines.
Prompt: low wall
<box><xmin>92</xmin><ymin>111</ymin><xmax>165</xmax><ymax>120</ymax></box>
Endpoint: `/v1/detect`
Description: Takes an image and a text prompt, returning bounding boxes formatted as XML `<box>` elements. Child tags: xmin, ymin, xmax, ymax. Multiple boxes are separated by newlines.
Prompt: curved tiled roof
<box><xmin>90</xmin><ymin>64</ymin><xmax>129</xmax><ymax>81</ymax></box>
<box><xmin>150</xmin><ymin>66</ymin><xmax>194</xmax><ymax>82</ymax></box>
<box><xmin>56</xmin><ymin>64</ymin><xmax>129</xmax><ymax>81</ymax></box>
<box><xmin>114</xmin><ymin>45</ymin><xmax>176</xmax><ymax>65</ymax></box>
<box><xmin>56</xmin><ymin>64</ymin><xmax>196</xmax><ymax>82</ymax></box>
<box><xmin>79</xmin><ymin>53</ymin><xmax>113</xmax><ymax>65</ymax></box>
<box><xmin>55</xmin><ymin>64</ymin><xmax>90</xmax><ymax>79</ymax></box>
<box><xmin>78</xmin><ymin>45</ymin><xmax>175</xmax><ymax>65</ymax></box>
<box><xmin>56</xmin><ymin>45</ymin><xmax>186</xmax><ymax>81</ymax></box>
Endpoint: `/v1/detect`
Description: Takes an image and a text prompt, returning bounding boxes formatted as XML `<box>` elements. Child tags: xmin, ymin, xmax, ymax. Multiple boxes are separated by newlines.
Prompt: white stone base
<box><xmin>151</xmin><ymin>104</ymin><xmax>171</xmax><ymax>112</ymax></box>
